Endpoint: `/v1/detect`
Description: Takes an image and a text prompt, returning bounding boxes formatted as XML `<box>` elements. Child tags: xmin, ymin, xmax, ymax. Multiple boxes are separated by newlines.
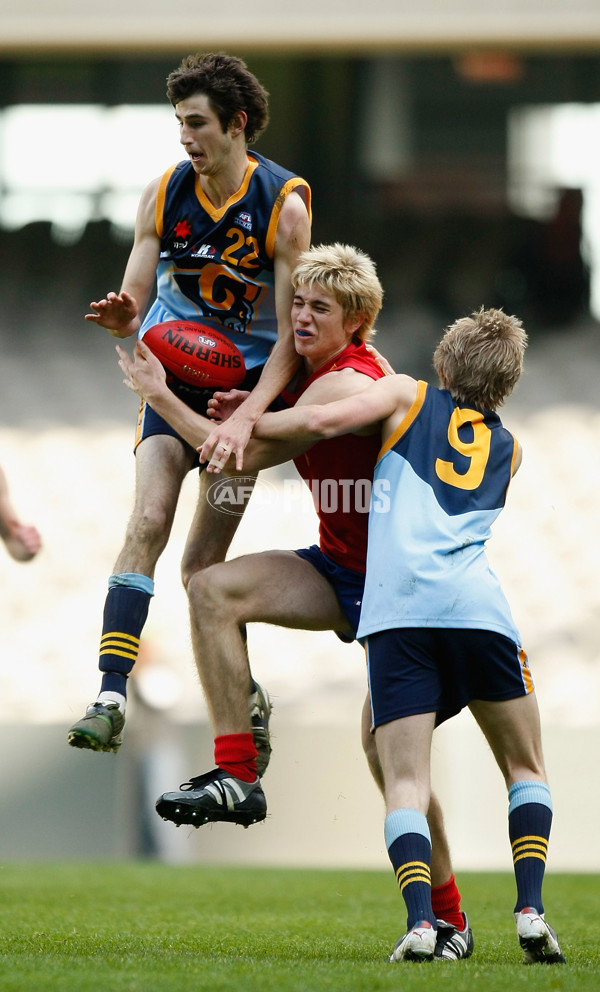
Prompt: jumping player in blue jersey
<box><xmin>68</xmin><ymin>52</ymin><xmax>311</xmax><ymax>759</ymax></box>
<box><xmin>249</xmin><ymin>307</ymin><xmax>565</xmax><ymax>966</ymax></box>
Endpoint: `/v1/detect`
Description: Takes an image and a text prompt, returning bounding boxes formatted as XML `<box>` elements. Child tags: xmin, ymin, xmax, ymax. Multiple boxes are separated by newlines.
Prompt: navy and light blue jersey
<box><xmin>140</xmin><ymin>153</ymin><xmax>311</xmax><ymax>371</ymax></box>
<box><xmin>357</xmin><ymin>380</ymin><xmax>522</xmax><ymax>641</ymax></box>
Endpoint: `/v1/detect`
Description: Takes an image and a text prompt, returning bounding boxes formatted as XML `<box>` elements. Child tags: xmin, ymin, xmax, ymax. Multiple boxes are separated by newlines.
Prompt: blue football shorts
<box><xmin>366</xmin><ymin>626</ymin><xmax>534</xmax><ymax>729</ymax></box>
<box><xmin>294</xmin><ymin>544</ymin><xmax>365</xmax><ymax>643</ymax></box>
<box><xmin>134</xmin><ymin>364</ymin><xmax>264</xmax><ymax>462</ymax></box>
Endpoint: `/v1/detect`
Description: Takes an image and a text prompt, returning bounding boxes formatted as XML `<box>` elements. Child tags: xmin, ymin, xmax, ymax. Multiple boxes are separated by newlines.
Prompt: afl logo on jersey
<box><xmin>235</xmin><ymin>211</ymin><xmax>252</xmax><ymax>231</ymax></box>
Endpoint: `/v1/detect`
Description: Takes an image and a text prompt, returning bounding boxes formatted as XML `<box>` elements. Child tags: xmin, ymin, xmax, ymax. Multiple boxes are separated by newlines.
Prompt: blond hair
<box><xmin>291</xmin><ymin>243</ymin><xmax>383</xmax><ymax>342</ymax></box>
<box><xmin>433</xmin><ymin>307</ymin><xmax>528</xmax><ymax>410</ymax></box>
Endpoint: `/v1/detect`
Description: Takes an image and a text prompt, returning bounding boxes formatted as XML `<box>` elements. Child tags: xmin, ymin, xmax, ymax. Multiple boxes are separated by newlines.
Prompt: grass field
<box><xmin>0</xmin><ymin>862</ymin><xmax>596</xmax><ymax>991</ymax></box>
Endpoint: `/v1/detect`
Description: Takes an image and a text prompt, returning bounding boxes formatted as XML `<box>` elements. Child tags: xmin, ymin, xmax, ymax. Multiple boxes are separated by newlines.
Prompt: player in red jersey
<box><xmin>119</xmin><ymin>243</ymin><xmax>472</xmax><ymax>962</ymax></box>
<box><xmin>68</xmin><ymin>52</ymin><xmax>310</xmax><ymax>757</ymax></box>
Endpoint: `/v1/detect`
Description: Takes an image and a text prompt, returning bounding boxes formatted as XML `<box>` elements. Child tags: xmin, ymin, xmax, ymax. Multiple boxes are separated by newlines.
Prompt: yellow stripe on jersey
<box><xmin>378</xmin><ymin>379</ymin><xmax>427</xmax><ymax>461</ymax></box>
<box><xmin>155</xmin><ymin>164</ymin><xmax>179</xmax><ymax>239</ymax></box>
<box><xmin>509</xmin><ymin>434</ymin><xmax>520</xmax><ymax>476</ymax></box>
<box><xmin>195</xmin><ymin>157</ymin><xmax>259</xmax><ymax>223</ymax></box>
<box><xmin>264</xmin><ymin>177</ymin><xmax>312</xmax><ymax>259</ymax></box>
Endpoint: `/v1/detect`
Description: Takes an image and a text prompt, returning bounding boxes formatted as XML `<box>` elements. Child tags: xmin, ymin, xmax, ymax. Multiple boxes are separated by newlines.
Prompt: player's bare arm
<box><xmin>201</xmin><ymin>366</ymin><xmax>383</xmax><ymax>473</ymax></box>
<box><xmin>85</xmin><ymin>178</ymin><xmax>161</xmax><ymax>338</ymax></box>
<box><xmin>117</xmin><ymin>341</ymin><xmax>310</xmax><ymax>475</ymax></box>
<box><xmin>253</xmin><ymin>373</ymin><xmax>418</xmax><ymax>445</ymax></box>
<box><xmin>512</xmin><ymin>441</ymin><xmax>523</xmax><ymax>476</ymax></box>
<box><xmin>199</xmin><ymin>190</ymin><xmax>311</xmax><ymax>470</ymax></box>
<box><xmin>0</xmin><ymin>467</ymin><xmax>42</xmax><ymax>562</ymax></box>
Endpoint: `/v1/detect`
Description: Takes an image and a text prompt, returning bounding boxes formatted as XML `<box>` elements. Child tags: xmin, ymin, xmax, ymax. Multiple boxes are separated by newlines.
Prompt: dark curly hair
<box><xmin>166</xmin><ymin>52</ymin><xmax>269</xmax><ymax>144</ymax></box>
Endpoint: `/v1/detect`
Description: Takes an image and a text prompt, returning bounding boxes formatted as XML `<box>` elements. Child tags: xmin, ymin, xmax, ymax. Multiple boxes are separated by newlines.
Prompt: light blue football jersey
<box><xmin>357</xmin><ymin>381</ymin><xmax>522</xmax><ymax>641</ymax></box>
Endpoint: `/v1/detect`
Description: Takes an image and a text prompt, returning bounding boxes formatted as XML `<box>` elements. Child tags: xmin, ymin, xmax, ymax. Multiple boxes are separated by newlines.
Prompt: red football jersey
<box><xmin>282</xmin><ymin>341</ymin><xmax>386</xmax><ymax>573</ymax></box>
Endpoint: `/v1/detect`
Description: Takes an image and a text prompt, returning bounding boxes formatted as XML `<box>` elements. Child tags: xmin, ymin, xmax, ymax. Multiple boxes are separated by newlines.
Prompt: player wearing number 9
<box><xmin>253</xmin><ymin>306</ymin><xmax>565</xmax><ymax>964</ymax></box>
<box><xmin>255</xmin><ymin>306</ymin><xmax>526</xmax><ymax>650</ymax></box>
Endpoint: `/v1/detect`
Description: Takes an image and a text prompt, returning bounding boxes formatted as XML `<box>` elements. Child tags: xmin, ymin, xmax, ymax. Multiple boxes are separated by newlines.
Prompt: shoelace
<box><xmin>180</xmin><ymin>772</ymin><xmax>217</xmax><ymax>791</ymax></box>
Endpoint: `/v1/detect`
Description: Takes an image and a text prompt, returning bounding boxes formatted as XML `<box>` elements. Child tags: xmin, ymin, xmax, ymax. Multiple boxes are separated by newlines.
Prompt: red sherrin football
<box><xmin>143</xmin><ymin>320</ymin><xmax>246</xmax><ymax>388</ymax></box>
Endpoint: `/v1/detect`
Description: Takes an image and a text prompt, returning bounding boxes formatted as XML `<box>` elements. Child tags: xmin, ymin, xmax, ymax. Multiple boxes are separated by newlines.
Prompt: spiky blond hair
<box><xmin>291</xmin><ymin>243</ymin><xmax>383</xmax><ymax>342</ymax></box>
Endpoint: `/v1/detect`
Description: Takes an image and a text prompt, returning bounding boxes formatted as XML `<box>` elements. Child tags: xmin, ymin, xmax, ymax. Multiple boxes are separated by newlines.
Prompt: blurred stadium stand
<box><xmin>0</xmin><ymin>5</ymin><xmax>599</xmax><ymax>869</ymax></box>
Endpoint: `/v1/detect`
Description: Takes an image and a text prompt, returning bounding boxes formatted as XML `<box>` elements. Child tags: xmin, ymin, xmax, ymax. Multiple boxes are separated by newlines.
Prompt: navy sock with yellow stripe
<box><xmin>385</xmin><ymin>808</ymin><xmax>436</xmax><ymax>930</ymax></box>
<box><xmin>98</xmin><ymin>573</ymin><xmax>154</xmax><ymax>698</ymax></box>
<box><xmin>508</xmin><ymin>779</ymin><xmax>553</xmax><ymax>914</ymax></box>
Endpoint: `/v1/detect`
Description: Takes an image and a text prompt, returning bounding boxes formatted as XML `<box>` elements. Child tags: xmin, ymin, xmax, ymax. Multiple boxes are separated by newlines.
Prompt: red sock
<box><xmin>214</xmin><ymin>733</ymin><xmax>258</xmax><ymax>783</ymax></box>
<box><xmin>430</xmin><ymin>874</ymin><xmax>464</xmax><ymax>929</ymax></box>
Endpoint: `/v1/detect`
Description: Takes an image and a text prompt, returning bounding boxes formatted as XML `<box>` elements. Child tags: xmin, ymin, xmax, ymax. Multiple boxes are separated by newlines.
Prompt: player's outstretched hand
<box><xmin>86</xmin><ymin>291</ymin><xmax>140</xmax><ymax>338</ymax></box>
<box><xmin>201</xmin><ymin>390</ymin><xmax>252</xmax><ymax>472</ymax></box>
<box><xmin>198</xmin><ymin>410</ymin><xmax>254</xmax><ymax>474</ymax></box>
<box><xmin>3</xmin><ymin>522</ymin><xmax>42</xmax><ymax>562</ymax></box>
<box><xmin>117</xmin><ymin>340</ymin><xmax>166</xmax><ymax>401</ymax></box>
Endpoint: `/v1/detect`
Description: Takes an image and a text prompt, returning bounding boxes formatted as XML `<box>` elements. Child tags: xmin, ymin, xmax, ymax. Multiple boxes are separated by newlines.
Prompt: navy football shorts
<box><xmin>134</xmin><ymin>364</ymin><xmax>264</xmax><ymax>462</ymax></box>
<box><xmin>366</xmin><ymin>626</ymin><xmax>534</xmax><ymax>729</ymax></box>
<box><xmin>294</xmin><ymin>544</ymin><xmax>365</xmax><ymax>643</ymax></box>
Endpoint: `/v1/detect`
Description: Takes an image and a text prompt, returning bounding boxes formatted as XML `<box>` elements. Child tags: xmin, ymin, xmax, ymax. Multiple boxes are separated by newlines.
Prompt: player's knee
<box><xmin>186</xmin><ymin>564</ymin><xmax>234</xmax><ymax>619</ymax></box>
<box><xmin>180</xmin><ymin>559</ymin><xmax>196</xmax><ymax>591</ymax></box>
<box><xmin>181</xmin><ymin>550</ymin><xmax>223</xmax><ymax>591</ymax></box>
